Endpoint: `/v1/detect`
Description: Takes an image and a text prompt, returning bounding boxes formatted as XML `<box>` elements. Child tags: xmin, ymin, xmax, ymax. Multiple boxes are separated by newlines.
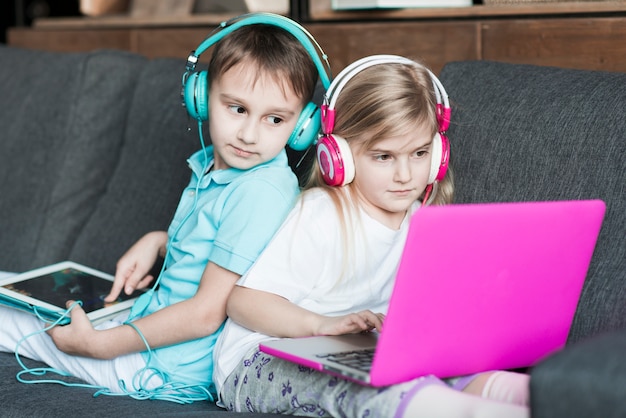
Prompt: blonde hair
<box><xmin>305</xmin><ymin>59</ymin><xmax>454</xmax><ymax>205</ymax></box>
<box><xmin>300</xmin><ymin>60</ymin><xmax>455</xmax><ymax>279</ymax></box>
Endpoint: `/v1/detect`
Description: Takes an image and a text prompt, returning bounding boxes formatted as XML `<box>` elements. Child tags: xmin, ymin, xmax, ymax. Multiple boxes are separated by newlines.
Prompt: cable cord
<box><xmin>14</xmin><ymin>122</ymin><xmax>216</xmax><ymax>403</ymax></box>
<box><xmin>15</xmin><ymin>301</ymin><xmax>109</xmax><ymax>392</ymax></box>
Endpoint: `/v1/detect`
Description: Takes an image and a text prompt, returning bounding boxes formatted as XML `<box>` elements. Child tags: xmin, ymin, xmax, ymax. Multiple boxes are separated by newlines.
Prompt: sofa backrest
<box><xmin>439</xmin><ymin>60</ymin><xmax>626</xmax><ymax>343</ymax></box>
<box><xmin>0</xmin><ymin>46</ymin><xmax>145</xmax><ymax>272</ymax></box>
<box><xmin>68</xmin><ymin>57</ymin><xmax>198</xmax><ymax>273</ymax></box>
<box><xmin>0</xmin><ymin>45</ymin><xmax>317</xmax><ymax>276</ymax></box>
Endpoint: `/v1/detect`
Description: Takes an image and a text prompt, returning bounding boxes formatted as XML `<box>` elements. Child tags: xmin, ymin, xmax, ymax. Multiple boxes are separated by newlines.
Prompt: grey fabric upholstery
<box><xmin>0</xmin><ymin>45</ymin><xmax>283</xmax><ymax>417</ymax></box>
<box><xmin>530</xmin><ymin>329</ymin><xmax>626</xmax><ymax>418</ymax></box>
<box><xmin>0</xmin><ymin>352</ymin><xmax>219</xmax><ymax>417</ymax></box>
<box><xmin>439</xmin><ymin>60</ymin><xmax>626</xmax><ymax>418</ymax></box>
<box><xmin>1</xmin><ymin>43</ymin><xmax>624</xmax><ymax>416</ymax></box>
<box><xmin>0</xmin><ymin>47</ymin><xmax>144</xmax><ymax>272</ymax></box>
<box><xmin>68</xmin><ymin>57</ymin><xmax>199</xmax><ymax>274</ymax></box>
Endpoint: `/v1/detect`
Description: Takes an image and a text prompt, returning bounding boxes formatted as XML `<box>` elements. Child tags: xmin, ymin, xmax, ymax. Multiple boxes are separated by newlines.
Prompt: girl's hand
<box><xmin>105</xmin><ymin>231</ymin><xmax>167</xmax><ymax>302</ymax></box>
<box><xmin>316</xmin><ymin>310</ymin><xmax>385</xmax><ymax>336</ymax></box>
<box><xmin>47</xmin><ymin>301</ymin><xmax>100</xmax><ymax>357</ymax></box>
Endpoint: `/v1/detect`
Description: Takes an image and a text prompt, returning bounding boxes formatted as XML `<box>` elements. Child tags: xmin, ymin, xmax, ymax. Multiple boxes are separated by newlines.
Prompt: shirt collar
<box><xmin>187</xmin><ymin>145</ymin><xmax>290</xmax><ymax>184</ymax></box>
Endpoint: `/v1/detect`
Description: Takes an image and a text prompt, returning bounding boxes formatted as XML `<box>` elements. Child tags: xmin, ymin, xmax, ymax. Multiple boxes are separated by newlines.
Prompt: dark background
<box><xmin>1</xmin><ymin>0</ymin><xmax>80</xmax><ymax>43</ymax></box>
<box><xmin>0</xmin><ymin>0</ymin><xmax>485</xmax><ymax>44</ymax></box>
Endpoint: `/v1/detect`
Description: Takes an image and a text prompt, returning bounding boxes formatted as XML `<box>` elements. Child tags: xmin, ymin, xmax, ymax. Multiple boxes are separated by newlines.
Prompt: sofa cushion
<box><xmin>68</xmin><ymin>57</ymin><xmax>199</xmax><ymax>274</ymax></box>
<box><xmin>0</xmin><ymin>46</ymin><xmax>145</xmax><ymax>272</ymax></box>
<box><xmin>530</xmin><ymin>328</ymin><xmax>626</xmax><ymax>418</ymax></box>
<box><xmin>0</xmin><ymin>350</ymin><xmax>279</xmax><ymax>416</ymax></box>
<box><xmin>439</xmin><ymin>61</ymin><xmax>626</xmax><ymax>343</ymax></box>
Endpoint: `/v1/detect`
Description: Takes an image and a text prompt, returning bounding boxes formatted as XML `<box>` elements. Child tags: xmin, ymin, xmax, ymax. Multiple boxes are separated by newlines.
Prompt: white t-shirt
<box><xmin>212</xmin><ymin>188</ymin><xmax>418</xmax><ymax>396</ymax></box>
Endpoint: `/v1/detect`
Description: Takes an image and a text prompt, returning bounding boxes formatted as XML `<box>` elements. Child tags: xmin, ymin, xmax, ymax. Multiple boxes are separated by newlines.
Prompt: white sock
<box><xmin>481</xmin><ymin>371</ymin><xmax>530</xmax><ymax>406</ymax></box>
<box><xmin>402</xmin><ymin>384</ymin><xmax>530</xmax><ymax>418</ymax></box>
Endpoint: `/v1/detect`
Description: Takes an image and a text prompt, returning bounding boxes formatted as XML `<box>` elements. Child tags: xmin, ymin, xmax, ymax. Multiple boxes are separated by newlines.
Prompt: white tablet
<box><xmin>0</xmin><ymin>261</ymin><xmax>143</xmax><ymax>325</ymax></box>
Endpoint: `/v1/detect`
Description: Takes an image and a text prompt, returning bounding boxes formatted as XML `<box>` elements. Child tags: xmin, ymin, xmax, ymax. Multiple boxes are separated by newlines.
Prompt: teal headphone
<box><xmin>181</xmin><ymin>13</ymin><xmax>332</xmax><ymax>151</ymax></box>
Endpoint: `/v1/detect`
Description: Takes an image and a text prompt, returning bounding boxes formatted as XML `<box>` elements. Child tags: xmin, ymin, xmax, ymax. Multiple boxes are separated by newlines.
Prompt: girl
<box><xmin>212</xmin><ymin>55</ymin><xmax>530</xmax><ymax>417</ymax></box>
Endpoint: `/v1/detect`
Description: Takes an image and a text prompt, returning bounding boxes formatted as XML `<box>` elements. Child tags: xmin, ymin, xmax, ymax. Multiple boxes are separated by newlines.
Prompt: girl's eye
<box><xmin>415</xmin><ymin>150</ymin><xmax>428</xmax><ymax>158</ymax></box>
<box><xmin>375</xmin><ymin>154</ymin><xmax>391</xmax><ymax>161</ymax></box>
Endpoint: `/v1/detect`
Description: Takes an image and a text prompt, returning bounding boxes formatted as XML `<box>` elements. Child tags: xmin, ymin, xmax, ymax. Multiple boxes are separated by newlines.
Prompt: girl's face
<box><xmin>351</xmin><ymin>124</ymin><xmax>434</xmax><ymax>229</ymax></box>
<box><xmin>208</xmin><ymin>61</ymin><xmax>304</xmax><ymax>171</ymax></box>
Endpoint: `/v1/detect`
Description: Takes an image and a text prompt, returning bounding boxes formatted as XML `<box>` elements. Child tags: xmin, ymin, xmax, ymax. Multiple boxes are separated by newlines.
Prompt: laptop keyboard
<box><xmin>316</xmin><ymin>348</ymin><xmax>375</xmax><ymax>372</ymax></box>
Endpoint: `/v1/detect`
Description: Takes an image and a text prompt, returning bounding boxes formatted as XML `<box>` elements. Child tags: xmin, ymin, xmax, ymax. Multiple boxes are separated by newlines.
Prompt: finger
<box><xmin>134</xmin><ymin>275</ymin><xmax>154</xmax><ymax>293</ymax></box>
<box><xmin>352</xmin><ymin>313</ymin><xmax>375</xmax><ymax>331</ymax></box>
<box><xmin>122</xmin><ymin>269</ymin><xmax>151</xmax><ymax>295</ymax></box>
<box><xmin>374</xmin><ymin>312</ymin><xmax>386</xmax><ymax>331</ymax></box>
<box><xmin>104</xmin><ymin>272</ymin><xmax>128</xmax><ymax>302</ymax></box>
<box><xmin>65</xmin><ymin>300</ymin><xmax>84</xmax><ymax>314</ymax></box>
<box><xmin>361</xmin><ymin>311</ymin><xmax>383</xmax><ymax>331</ymax></box>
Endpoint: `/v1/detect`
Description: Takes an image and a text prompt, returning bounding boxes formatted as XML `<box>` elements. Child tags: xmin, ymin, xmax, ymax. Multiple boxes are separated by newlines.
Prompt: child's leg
<box><xmin>221</xmin><ymin>349</ymin><xmax>531</xmax><ymax>417</ymax></box>
<box><xmin>401</xmin><ymin>383</ymin><xmax>530</xmax><ymax>418</ymax></box>
<box><xmin>221</xmin><ymin>349</ymin><xmax>418</xmax><ymax>417</ymax></box>
<box><xmin>0</xmin><ymin>306</ymin><xmax>151</xmax><ymax>392</ymax></box>
<box><xmin>462</xmin><ymin>371</ymin><xmax>530</xmax><ymax>405</ymax></box>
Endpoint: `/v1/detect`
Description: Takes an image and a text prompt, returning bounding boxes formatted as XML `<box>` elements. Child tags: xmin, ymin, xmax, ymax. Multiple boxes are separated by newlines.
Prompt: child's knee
<box><xmin>464</xmin><ymin>371</ymin><xmax>530</xmax><ymax>406</ymax></box>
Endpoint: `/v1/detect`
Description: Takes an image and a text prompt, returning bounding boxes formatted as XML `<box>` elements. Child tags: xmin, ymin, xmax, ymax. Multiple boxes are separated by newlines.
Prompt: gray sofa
<box><xmin>0</xmin><ymin>44</ymin><xmax>624</xmax><ymax>417</ymax></box>
<box><xmin>440</xmin><ymin>61</ymin><xmax>626</xmax><ymax>418</ymax></box>
<box><xmin>0</xmin><ymin>44</ymin><xmax>283</xmax><ymax>417</ymax></box>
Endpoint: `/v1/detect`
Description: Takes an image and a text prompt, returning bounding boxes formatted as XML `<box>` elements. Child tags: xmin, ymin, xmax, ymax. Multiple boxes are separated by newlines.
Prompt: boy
<box><xmin>1</xmin><ymin>15</ymin><xmax>329</xmax><ymax>402</ymax></box>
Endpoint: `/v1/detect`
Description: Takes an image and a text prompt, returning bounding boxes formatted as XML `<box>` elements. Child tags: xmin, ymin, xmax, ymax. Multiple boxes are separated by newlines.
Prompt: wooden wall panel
<box><xmin>132</xmin><ymin>28</ymin><xmax>217</xmax><ymax>62</ymax></box>
<box><xmin>305</xmin><ymin>21</ymin><xmax>478</xmax><ymax>75</ymax></box>
<box><xmin>7</xmin><ymin>13</ymin><xmax>626</xmax><ymax>74</ymax></box>
<box><xmin>481</xmin><ymin>18</ymin><xmax>626</xmax><ymax>72</ymax></box>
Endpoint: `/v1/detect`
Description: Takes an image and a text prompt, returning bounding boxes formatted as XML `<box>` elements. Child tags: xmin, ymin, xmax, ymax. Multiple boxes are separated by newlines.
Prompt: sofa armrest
<box><xmin>530</xmin><ymin>329</ymin><xmax>626</xmax><ymax>418</ymax></box>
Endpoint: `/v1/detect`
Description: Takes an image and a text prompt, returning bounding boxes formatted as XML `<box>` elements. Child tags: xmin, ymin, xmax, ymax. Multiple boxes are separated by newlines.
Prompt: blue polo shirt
<box><xmin>127</xmin><ymin>146</ymin><xmax>299</xmax><ymax>400</ymax></box>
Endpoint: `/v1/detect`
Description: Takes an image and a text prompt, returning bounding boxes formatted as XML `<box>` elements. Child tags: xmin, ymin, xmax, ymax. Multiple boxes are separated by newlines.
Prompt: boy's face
<box><xmin>351</xmin><ymin>124</ymin><xmax>434</xmax><ymax>229</ymax></box>
<box><xmin>208</xmin><ymin>61</ymin><xmax>305</xmax><ymax>171</ymax></box>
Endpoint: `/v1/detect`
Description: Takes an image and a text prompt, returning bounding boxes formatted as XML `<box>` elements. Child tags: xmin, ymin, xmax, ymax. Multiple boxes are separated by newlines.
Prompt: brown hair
<box><xmin>208</xmin><ymin>24</ymin><xmax>319</xmax><ymax>106</ymax></box>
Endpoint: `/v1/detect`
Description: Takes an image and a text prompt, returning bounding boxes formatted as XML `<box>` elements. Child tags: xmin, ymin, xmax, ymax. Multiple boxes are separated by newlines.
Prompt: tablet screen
<box><xmin>1</xmin><ymin>267</ymin><xmax>137</xmax><ymax>314</ymax></box>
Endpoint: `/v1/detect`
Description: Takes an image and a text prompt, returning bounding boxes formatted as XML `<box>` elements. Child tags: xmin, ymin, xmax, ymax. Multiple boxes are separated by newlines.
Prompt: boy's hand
<box><xmin>47</xmin><ymin>301</ymin><xmax>99</xmax><ymax>357</ymax></box>
<box><xmin>105</xmin><ymin>231</ymin><xmax>167</xmax><ymax>302</ymax></box>
<box><xmin>316</xmin><ymin>311</ymin><xmax>385</xmax><ymax>336</ymax></box>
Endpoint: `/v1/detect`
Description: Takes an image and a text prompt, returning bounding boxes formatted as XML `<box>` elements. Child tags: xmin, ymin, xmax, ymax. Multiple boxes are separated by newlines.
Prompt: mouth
<box><xmin>389</xmin><ymin>189</ymin><xmax>415</xmax><ymax>197</ymax></box>
<box><xmin>230</xmin><ymin>145</ymin><xmax>254</xmax><ymax>158</ymax></box>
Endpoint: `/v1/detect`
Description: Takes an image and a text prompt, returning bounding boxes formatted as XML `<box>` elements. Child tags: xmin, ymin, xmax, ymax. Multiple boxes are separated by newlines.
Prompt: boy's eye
<box><xmin>375</xmin><ymin>154</ymin><xmax>391</xmax><ymax>161</ymax></box>
<box><xmin>267</xmin><ymin>116</ymin><xmax>283</xmax><ymax>125</ymax></box>
<box><xmin>415</xmin><ymin>150</ymin><xmax>428</xmax><ymax>158</ymax></box>
<box><xmin>229</xmin><ymin>105</ymin><xmax>246</xmax><ymax>114</ymax></box>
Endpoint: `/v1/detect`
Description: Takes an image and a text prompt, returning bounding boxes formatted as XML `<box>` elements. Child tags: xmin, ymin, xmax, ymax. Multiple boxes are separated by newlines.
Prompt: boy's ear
<box><xmin>182</xmin><ymin>70</ymin><xmax>209</xmax><ymax>122</ymax></box>
<box><xmin>288</xmin><ymin>102</ymin><xmax>321</xmax><ymax>151</ymax></box>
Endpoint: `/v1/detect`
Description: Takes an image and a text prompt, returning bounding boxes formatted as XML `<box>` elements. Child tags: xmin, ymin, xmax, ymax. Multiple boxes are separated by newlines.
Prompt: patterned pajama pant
<box><xmin>220</xmin><ymin>348</ymin><xmax>461</xmax><ymax>417</ymax></box>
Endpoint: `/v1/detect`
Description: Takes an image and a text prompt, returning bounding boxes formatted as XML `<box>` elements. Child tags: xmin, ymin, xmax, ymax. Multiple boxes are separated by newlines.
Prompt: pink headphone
<box><xmin>317</xmin><ymin>55</ymin><xmax>451</xmax><ymax>187</ymax></box>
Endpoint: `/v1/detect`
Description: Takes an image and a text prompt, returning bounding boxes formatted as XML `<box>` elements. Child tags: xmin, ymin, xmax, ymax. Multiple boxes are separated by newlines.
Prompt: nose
<box><xmin>394</xmin><ymin>158</ymin><xmax>412</xmax><ymax>183</ymax></box>
<box><xmin>237</xmin><ymin>118</ymin><xmax>259</xmax><ymax>145</ymax></box>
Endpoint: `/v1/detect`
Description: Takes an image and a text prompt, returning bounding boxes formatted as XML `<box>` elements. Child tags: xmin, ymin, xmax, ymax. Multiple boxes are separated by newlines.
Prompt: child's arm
<box><xmin>48</xmin><ymin>261</ymin><xmax>240</xmax><ymax>359</ymax></box>
<box><xmin>227</xmin><ymin>285</ymin><xmax>384</xmax><ymax>338</ymax></box>
<box><xmin>50</xmin><ymin>175</ymin><xmax>298</xmax><ymax>358</ymax></box>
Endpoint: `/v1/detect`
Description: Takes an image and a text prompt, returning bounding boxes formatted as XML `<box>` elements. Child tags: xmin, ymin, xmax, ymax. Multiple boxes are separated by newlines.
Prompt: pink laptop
<box><xmin>260</xmin><ymin>199</ymin><xmax>606</xmax><ymax>387</ymax></box>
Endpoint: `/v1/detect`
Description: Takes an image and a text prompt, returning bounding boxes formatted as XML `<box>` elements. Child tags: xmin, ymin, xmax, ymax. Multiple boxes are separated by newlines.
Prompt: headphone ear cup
<box><xmin>428</xmin><ymin>133</ymin><xmax>443</xmax><ymax>185</ymax></box>
<box><xmin>183</xmin><ymin>70</ymin><xmax>209</xmax><ymax>121</ymax></box>
<box><xmin>316</xmin><ymin>134</ymin><xmax>355</xmax><ymax>187</ymax></box>
<box><xmin>428</xmin><ymin>133</ymin><xmax>450</xmax><ymax>184</ymax></box>
<box><xmin>288</xmin><ymin>101</ymin><xmax>320</xmax><ymax>151</ymax></box>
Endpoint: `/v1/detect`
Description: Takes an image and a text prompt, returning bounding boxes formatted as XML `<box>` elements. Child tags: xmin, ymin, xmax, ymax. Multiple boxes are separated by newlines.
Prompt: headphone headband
<box><xmin>186</xmin><ymin>13</ymin><xmax>331</xmax><ymax>88</ymax></box>
<box><xmin>318</xmin><ymin>54</ymin><xmax>451</xmax><ymax>187</ymax></box>
<box><xmin>322</xmin><ymin>55</ymin><xmax>450</xmax><ymax>134</ymax></box>
<box><xmin>181</xmin><ymin>13</ymin><xmax>332</xmax><ymax>151</ymax></box>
